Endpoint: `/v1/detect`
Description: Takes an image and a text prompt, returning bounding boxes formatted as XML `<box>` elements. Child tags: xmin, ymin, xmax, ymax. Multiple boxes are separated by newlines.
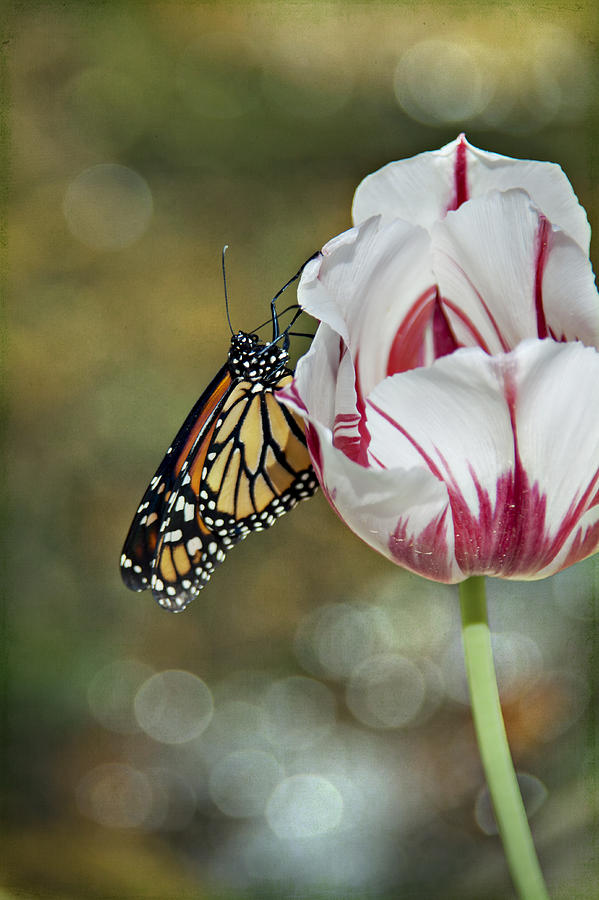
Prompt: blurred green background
<box><xmin>4</xmin><ymin>1</ymin><xmax>599</xmax><ymax>898</ymax></box>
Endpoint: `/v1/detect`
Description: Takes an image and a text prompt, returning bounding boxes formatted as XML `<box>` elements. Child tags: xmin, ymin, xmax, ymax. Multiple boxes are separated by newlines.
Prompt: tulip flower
<box><xmin>281</xmin><ymin>135</ymin><xmax>599</xmax><ymax>585</ymax></box>
<box><xmin>280</xmin><ymin>136</ymin><xmax>599</xmax><ymax>899</ymax></box>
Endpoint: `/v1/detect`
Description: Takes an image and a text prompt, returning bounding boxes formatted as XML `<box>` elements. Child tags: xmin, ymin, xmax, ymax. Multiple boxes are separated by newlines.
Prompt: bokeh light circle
<box><xmin>134</xmin><ymin>670</ymin><xmax>214</xmax><ymax>744</ymax></box>
<box><xmin>475</xmin><ymin>773</ymin><xmax>548</xmax><ymax>835</ymax></box>
<box><xmin>442</xmin><ymin>632</ymin><xmax>542</xmax><ymax>705</ymax></box>
<box><xmin>294</xmin><ymin>602</ymin><xmax>394</xmax><ymax>680</ymax></box>
<box><xmin>346</xmin><ymin>654</ymin><xmax>426</xmax><ymax>729</ymax></box>
<box><xmin>76</xmin><ymin>763</ymin><xmax>153</xmax><ymax>828</ymax></box>
<box><xmin>62</xmin><ymin>163</ymin><xmax>153</xmax><ymax>250</ymax></box>
<box><xmin>266</xmin><ymin>774</ymin><xmax>344</xmax><ymax>839</ymax></box>
<box><xmin>394</xmin><ymin>39</ymin><xmax>493</xmax><ymax>125</ymax></box>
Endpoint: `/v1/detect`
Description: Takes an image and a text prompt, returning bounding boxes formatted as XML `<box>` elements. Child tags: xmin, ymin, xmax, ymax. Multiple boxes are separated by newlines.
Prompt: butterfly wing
<box><xmin>148</xmin><ymin>372</ymin><xmax>318</xmax><ymax>611</ymax></box>
<box><xmin>120</xmin><ymin>364</ymin><xmax>233</xmax><ymax>592</ymax></box>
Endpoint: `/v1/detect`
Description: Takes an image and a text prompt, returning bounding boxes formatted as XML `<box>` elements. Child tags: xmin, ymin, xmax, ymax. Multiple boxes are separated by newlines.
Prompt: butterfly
<box><xmin>120</xmin><ymin>258</ymin><xmax>319</xmax><ymax>612</ymax></box>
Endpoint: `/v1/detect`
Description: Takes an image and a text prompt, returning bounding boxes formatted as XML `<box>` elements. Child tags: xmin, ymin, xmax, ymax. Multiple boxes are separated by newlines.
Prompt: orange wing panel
<box><xmin>174</xmin><ymin>371</ymin><xmax>233</xmax><ymax>476</ymax></box>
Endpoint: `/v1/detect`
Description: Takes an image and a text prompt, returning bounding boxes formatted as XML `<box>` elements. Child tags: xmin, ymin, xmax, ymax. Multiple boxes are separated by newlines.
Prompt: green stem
<box><xmin>459</xmin><ymin>576</ymin><xmax>549</xmax><ymax>900</ymax></box>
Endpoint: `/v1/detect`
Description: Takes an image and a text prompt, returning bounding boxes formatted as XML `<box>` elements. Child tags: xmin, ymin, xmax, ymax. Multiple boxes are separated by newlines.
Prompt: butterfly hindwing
<box><xmin>150</xmin><ymin>474</ymin><xmax>229</xmax><ymax>611</ymax></box>
<box><xmin>120</xmin><ymin>365</ymin><xmax>232</xmax><ymax>592</ymax></box>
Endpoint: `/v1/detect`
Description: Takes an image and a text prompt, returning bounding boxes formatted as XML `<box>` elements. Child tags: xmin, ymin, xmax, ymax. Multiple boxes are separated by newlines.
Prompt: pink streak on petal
<box><xmin>389</xmin><ymin>509</ymin><xmax>454</xmax><ymax>581</ymax></box>
<box><xmin>441</xmin><ymin>296</ymin><xmax>492</xmax><ymax>353</ymax></box>
<box><xmin>369</xmin><ymin>450</ymin><xmax>387</xmax><ymax>469</ymax></box>
<box><xmin>548</xmin><ymin>468</ymin><xmax>599</xmax><ymax>563</ymax></box>
<box><xmin>386</xmin><ymin>286</ymin><xmax>438</xmax><ymax>375</ymax></box>
<box><xmin>561</xmin><ymin>518</ymin><xmax>599</xmax><ymax>571</ymax></box>
<box><xmin>371</xmin><ymin>365</ymin><xmax>599</xmax><ymax>577</ymax></box>
<box><xmin>447</xmin><ymin>466</ymin><xmax>541</xmax><ymax>575</ymax></box>
<box><xmin>304</xmin><ymin>423</ymin><xmax>350</xmax><ymax>521</ymax></box>
<box><xmin>447</xmin><ymin>134</ymin><xmax>469</xmax><ymax>213</ymax></box>
<box><xmin>432</xmin><ymin>297</ymin><xmax>459</xmax><ymax>359</ymax></box>
<box><xmin>355</xmin><ymin>366</ymin><xmax>371</xmax><ymax>462</ymax></box>
<box><xmin>534</xmin><ymin>216</ymin><xmax>551</xmax><ymax>339</ymax></box>
<box><xmin>368</xmin><ymin>399</ymin><xmax>446</xmax><ymax>482</ymax></box>
<box><xmin>333</xmin><ymin>413</ymin><xmax>364</xmax><ymax>462</ymax></box>
<box><xmin>446</xmin><ymin>366</ymin><xmax>599</xmax><ymax>576</ymax></box>
<box><xmin>440</xmin><ymin>262</ymin><xmax>509</xmax><ymax>352</ymax></box>
<box><xmin>334</xmin><ymin>359</ymin><xmax>371</xmax><ymax>466</ymax></box>
<box><xmin>278</xmin><ymin>378</ymin><xmax>307</xmax><ymax>414</ymax></box>
<box><xmin>499</xmin><ymin>367</ymin><xmax>599</xmax><ymax>572</ymax></box>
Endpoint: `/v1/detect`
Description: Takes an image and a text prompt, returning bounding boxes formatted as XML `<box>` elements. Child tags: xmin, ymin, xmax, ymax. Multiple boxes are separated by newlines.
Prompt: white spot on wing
<box><xmin>187</xmin><ymin>536</ymin><xmax>203</xmax><ymax>556</ymax></box>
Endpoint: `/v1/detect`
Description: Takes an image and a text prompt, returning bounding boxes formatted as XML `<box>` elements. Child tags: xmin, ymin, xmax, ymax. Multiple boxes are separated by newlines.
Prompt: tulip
<box><xmin>280</xmin><ymin>136</ymin><xmax>599</xmax><ymax>899</ymax></box>
<box><xmin>281</xmin><ymin>136</ymin><xmax>599</xmax><ymax>584</ymax></box>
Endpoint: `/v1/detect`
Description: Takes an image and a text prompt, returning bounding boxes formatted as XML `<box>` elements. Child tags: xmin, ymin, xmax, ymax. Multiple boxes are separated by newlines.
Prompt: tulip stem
<box><xmin>459</xmin><ymin>576</ymin><xmax>549</xmax><ymax>899</ymax></box>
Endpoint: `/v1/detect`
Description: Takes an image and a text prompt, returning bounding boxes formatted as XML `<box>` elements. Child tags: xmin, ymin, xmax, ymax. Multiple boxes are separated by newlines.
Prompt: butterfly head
<box><xmin>228</xmin><ymin>331</ymin><xmax>289</xmax><ymax>383</ymax></box>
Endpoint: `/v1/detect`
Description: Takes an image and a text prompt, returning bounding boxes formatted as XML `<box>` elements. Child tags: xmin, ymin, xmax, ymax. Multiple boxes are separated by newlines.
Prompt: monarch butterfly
<box><xmin>120</xmin><ymin>256</ymin><xmax>318</xmax><ymax>612</ymax></box>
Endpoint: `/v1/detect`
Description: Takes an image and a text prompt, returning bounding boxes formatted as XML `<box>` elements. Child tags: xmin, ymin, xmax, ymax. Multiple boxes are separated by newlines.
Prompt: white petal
<box><xmin>353</xmin><ymin>137</ymin><xmax>465</xmax><ymax>231</ymax></box>
<box><xmin>353</xmin><ymin>135</ymin><xmax>590</xmax><ymax>252</ymax></box>
<box><xmin>541</xmin><ymin>231</ymin><xmax>599</xmax><ymax>347</ymax></box>
<box><xmin>298</xmin><ymin>216</ymin><xmax>435</xmax><ymax>396</ymax></box>
<box><xmin>332</xmin><ymin>349</ymin><xmax>368</xmax><ymax>464</ymax></box>
<box><xmin>367</xmin><ymin>339</ymin><xmax>599</xmax><ymax>578</ymax></box>
<box><xmin>307</xmin><ymin>417</ymin><xmax>460</xmax><ymax>583</ymax></box>
<box><xmin>367</xmin><ymin>347</ymin><xmax>515</xmax><ymax>523</ymax></box>
<box><xmin>280</xmin><ymin>337</ymin><xmax>460</xmax><ymax>581</ymax></box>
<box><xmin>285</xmin><ymin>323</ymin><xmax>341</xmax><ymax>429</ymax></box>
<box><xmin>509</xmin><ymin>339</ymin><xmax>599</xmax><ymax>573</ymax></box>
<box><xmin>432</xmin><ymin>190</ymin><xmax>599</xmax><ymax>353</ymax></box>
<box><xmin>533</xmin><ymin>504</ymin><xmax>599</xmax><ymax>580</ymax></box>
<box><xmin>281</xmin><ymin>325</ymin><xmax>372</xmax><ymax>467</ymax></box>
<box><xmin>297</xmin><ymin>233</ymin><xmax>356</xmax><ymax>344</ymax></box>
<box><xmin>432</xmin><ymin>190</ymin><xmax>538</xmax><ymax>352</ymax></box>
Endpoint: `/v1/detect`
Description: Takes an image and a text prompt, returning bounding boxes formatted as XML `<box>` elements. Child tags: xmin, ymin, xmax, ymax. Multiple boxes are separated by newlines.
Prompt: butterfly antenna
<box><xmin>222</xmin><ymin>245</ymin><xmax>234</xmax><ymax>336</ymax></box>
<box><xmin>269</xmin><ymin>250</ymin><xmax>320</xmax><ymax>343</ymax></box>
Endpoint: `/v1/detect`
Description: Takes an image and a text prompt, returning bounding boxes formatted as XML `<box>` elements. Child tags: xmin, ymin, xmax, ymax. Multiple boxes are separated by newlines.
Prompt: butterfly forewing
<box><xmin>201</xmin><ymin>376</ymin><xmax>316</xmax><ymax>531</ymax></box>
<box><xmin>120</xmin><ymin>332</ymin><xmax>318</xmax><ymax>612</ymax></box>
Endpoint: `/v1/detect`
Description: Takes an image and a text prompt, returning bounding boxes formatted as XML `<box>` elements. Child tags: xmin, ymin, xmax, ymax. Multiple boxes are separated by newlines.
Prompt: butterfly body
<box><xmin>120</xmin><ymin>331</ymin><xmax>317</xmax><ymax>612</ymax></box>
